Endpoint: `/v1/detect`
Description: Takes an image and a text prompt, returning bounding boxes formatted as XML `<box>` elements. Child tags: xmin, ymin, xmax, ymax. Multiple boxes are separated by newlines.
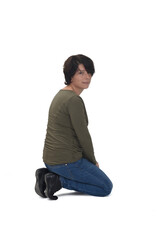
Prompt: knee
<box><xmin>103</xmin><ymin>180</ymin><xmax>113</xmax><ymax>197</ymax></box>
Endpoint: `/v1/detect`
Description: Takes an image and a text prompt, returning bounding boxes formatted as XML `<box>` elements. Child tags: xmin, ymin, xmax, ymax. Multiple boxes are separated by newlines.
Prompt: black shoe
<box><xmin>35</xmin><ymin>168</ymin><xmax>50</xmax><ymax>198</ymax></box>
<box><xmin>44</xmin><ymin>173</ymin><xmax>62</xmax><ymax>200</ymax></box>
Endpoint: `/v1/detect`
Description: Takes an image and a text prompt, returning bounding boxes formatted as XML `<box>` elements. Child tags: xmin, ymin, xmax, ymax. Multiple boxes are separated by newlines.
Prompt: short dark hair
<box><xmin>63</xmin><ymin>54</ymin><xmax>95</xmax><ymax>85</ymax></box>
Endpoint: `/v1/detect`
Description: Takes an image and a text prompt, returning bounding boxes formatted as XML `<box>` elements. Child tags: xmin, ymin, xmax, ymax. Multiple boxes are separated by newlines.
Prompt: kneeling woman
<box><xmin>35</xmin><ymin>54</ymin><xmax>113</xmax><ymax>200</ymax></box>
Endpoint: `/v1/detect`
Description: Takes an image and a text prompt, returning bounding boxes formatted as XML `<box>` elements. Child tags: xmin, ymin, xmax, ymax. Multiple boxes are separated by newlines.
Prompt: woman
<box><xmin>35</xmin><ymin>54</ymin><xmax>113</xmax><ymax>200</ymax></box>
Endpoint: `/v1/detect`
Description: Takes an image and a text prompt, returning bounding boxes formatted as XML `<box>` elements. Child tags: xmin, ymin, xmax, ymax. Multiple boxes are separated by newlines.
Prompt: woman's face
<box><xmin>71</xmin><ymin>64</ymin><xmax>92</xmax><ymax>90</ymax></box>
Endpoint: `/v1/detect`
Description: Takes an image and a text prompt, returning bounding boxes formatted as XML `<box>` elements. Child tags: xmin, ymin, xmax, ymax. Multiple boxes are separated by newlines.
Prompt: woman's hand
<box><xmin>96</xmin><ymin>162</ymin><xmax>99</xmax><ymax>168</ymax></box>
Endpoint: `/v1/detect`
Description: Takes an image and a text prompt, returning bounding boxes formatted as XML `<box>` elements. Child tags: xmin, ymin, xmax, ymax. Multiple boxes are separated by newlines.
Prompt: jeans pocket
<box><xmin>45</xmin><ymin>163</ymin><xmax>74</xmax><ymax>180</ymax></box>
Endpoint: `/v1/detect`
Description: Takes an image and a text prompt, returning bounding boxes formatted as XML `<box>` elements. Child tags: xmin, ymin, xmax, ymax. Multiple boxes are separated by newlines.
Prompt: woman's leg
<box><xmin>45</xmin><ymin>158</ymin><xmax>113</xmax><ymax>197</ymax></box>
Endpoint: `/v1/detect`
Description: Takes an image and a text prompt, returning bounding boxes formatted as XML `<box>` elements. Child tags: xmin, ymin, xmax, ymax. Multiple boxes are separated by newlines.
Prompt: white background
<box><xmin>0</xmin><ymin>0</ymin><xmax>160</xmax><ymax>239</ymax></box>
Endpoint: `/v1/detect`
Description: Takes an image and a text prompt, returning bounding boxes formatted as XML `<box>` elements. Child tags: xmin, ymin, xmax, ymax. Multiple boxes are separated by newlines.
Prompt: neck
<box><xmin>63</xmin><ymin>84</ymin><xmax>83</xmax><ymax>96</ymax></box>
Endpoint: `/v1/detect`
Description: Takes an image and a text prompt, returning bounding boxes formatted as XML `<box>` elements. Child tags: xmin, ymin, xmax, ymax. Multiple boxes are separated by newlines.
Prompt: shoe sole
<box><xmin>44</xmin><ymin>174</ymin><xmax>58</xmax><ymax>200</ymax></box>
<box><xmin>35</xmin><ymin>170</ymin><xmax>47</xmax><ymax>198</ymax></box>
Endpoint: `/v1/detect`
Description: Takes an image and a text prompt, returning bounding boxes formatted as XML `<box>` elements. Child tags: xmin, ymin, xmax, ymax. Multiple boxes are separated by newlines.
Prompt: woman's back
<box><xmin>43</xmin><ymin>90</ymin><xmax>86</xmax><ymax>165</ymax></box>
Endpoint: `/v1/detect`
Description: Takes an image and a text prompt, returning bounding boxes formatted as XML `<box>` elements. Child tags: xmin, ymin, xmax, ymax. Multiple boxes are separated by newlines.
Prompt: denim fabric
<box><xmin>45</xmin><ymin>158</ymin><xmax>113</xmax><ymax>197</ymax></box>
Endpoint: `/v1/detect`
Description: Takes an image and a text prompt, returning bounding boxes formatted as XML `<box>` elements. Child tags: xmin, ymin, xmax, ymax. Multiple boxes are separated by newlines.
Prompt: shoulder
<box><xmin>68</xmin><ymin>94</ymin><xmax>84</xmax><ymax>106</ymax></box>
<box><xmin>67</xmin><ymin>94</ymin><xmax>85</xmax><ymax>112</ymax></box>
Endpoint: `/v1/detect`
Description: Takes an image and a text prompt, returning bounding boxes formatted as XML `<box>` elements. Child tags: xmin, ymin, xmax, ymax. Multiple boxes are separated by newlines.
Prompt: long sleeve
<box><xmin>68</xmin><ymin>96</ymin><xmax>97</xmax><ymax>165</ymax></box>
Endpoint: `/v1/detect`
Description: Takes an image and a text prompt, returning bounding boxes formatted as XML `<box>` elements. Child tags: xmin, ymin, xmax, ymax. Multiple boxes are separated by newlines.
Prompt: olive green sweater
<box><xmin>43</xmin><ymin>90</ymin><xmax>97</xmax><ymax>165</ymax></box>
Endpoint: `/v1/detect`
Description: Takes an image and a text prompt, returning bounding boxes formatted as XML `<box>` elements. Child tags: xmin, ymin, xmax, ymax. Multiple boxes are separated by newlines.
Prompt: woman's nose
<box><xmin>86</xmin><ymin>72</ymin><xmax>91</xmax><ymax>79</ymax></box>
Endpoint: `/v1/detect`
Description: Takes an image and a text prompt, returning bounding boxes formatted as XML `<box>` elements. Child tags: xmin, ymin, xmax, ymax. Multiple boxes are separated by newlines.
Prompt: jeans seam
<box><xmin>66</xmin><ymin>165</ymin><xmax>74</xmax><ymax>180</ymax></box>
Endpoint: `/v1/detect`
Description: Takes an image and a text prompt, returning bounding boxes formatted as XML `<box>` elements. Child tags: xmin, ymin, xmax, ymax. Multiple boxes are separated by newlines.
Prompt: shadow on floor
<box><xmin>57</xmin><ymin>191</ymin><xmax>90</xmax><ymax>197</ymax></box>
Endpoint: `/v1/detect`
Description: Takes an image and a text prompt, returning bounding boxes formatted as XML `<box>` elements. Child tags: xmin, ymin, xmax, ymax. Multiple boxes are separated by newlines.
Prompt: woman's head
<box><xmin>63</xmin><ymin>54</ymin><xmax>95</xmax><ymax>85</ymax></box>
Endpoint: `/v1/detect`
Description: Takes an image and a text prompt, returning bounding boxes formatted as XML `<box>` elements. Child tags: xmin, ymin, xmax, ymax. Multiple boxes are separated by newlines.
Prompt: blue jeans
<box><xmin>45</xmin><ymin>158</ymin><xmax>113</xmax><ymax>197</ymax></box>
